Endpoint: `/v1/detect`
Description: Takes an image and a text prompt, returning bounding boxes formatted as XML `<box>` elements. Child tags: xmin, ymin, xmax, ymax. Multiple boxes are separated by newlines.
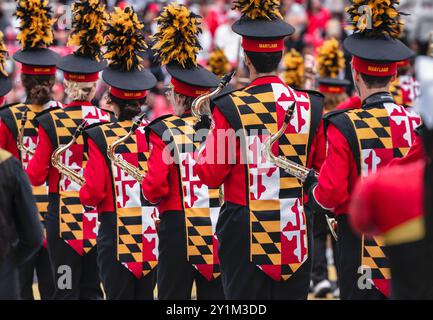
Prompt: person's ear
<box><xmin>244</xmin><ymin>54</ymin><xmax>252</xmax><ymax>69</ymax></box>
<box><xmin>391</xmin><ymin>73</ymin><xmax>397</xmax><ymax>83</ymax></box>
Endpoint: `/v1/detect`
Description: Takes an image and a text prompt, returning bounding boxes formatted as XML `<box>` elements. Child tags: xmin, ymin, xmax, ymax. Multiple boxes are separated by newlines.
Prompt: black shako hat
<box><xmin>13</xmin><ymin>0</ymin><xmax>59</xmax><ymax>75</ymax></box>
<box><xmin>152</xmin><ymin>2</ymin><xmax>219</xmax><ymax>97</ymax></box>
<box><xmin>57</xmin><ymin>0</ymin><xmax>108</xmax><ymax>82</ymax></box>
<box><xmin>231</xmin><ymin>0</ymin><xmax>294</xmax><ymax>53</ymax></box>
<box><xmin>102</xmin><ymin>6</ymin><xmax>156</xmax><ymax>100</ymax></box>
<box><xmin>343</xmin><ymin>0</ymin><xmax>414</xmax><ymax>77</ymax></box>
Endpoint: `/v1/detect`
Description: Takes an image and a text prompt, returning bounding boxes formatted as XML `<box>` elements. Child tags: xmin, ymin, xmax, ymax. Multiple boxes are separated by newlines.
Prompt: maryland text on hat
<box><xmin>352</xmin><ymin>56</ymin><xmax>397</xmax><ymax>77</ymax></box>
<box><xmin>242</xmin><ymin>37</ymin><xmax>284</xmax><ymax>52</ymax></box>
<box><xmin>171</xmin><ymin>78</ymin><xmax>211</xmax><ymax>98</ymax></box>
<box><xmin>64</xmin><ymin>72</ymin><xmax>99</xmax><ymax>82</ymax></box>
<box><xmin>110</xmin><ymin>87</ymin><xmax>147</xmax><ymax>100</ymax></box>
<box><xmin>318</xmin><ymin>84</ymin><xmax>346</xmax><ymax>94</ymax></box>
<box><xmin>21</xmin><ymin>64</ymin><xmax>56</xmax><ymax>75</ymax></box>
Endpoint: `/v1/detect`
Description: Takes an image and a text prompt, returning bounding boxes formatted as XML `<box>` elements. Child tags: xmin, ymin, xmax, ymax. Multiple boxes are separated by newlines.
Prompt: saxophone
<box><xmin>263</xmin><ymin>101</ymin><xmax>338</xmax><ymax>241</ymax></box>
<box><xmin>17</xmin><ymin>110</ymin><xmax>35</xmax><ymax>157</ymax></box>
<box><xmin>191</xmin><ymin>70</ymin><xmax>236</xmax><ymax>119</ymax></box>
<box><xmin>107</xmin><ymin>112</ymin><xmax>147</xmax><ymax>183</ymax></box>
<box><xmin>51</xmin><ymin>120</ymin><xmax>87</xmax><ymax>186</ymax></box>
<box><xmin>263</xmin><ymin>101</ymin><xmax>315</xmax><ymax>182</ymax></box>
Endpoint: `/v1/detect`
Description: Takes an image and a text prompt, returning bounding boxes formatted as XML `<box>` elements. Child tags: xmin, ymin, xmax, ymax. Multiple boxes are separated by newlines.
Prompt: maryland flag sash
<box><xmin>0</xmin><ymin>102</ymin><xmax>60</xmax><ymax>229</ymax></box>
<box><xmin>328</xmin><ymin>98</ymin><xmax>421</xmax><ymax>296</ymax></box>
<box><xmin>150</xmin><ymin>115</ymin><xmax>221</xmax><ymax>281</ymax></box>
<box><xmin>39</xmin><ymin>105</ymin><xmax>112</xmax><ymax>255</ymax></box>
<box><xmin>87</xmin><ymin>121</ymin><xmax>158</xmax><ymax>278</ymax></box>
<box><xmin>213</xmin><ymin>81</ymin><xmax>323</xmax><ymax>281</ymax></box>
<box><xmin>390</xmin><ymin>75</ymin><xmax>420</xmax><ymax>109</ymax></box>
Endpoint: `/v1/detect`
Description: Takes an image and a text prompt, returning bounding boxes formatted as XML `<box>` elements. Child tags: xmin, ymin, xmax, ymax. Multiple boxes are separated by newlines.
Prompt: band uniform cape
<box><xmin>35</xmin><ymin>104</ymin><xmax>114</xmax><ymax>255</ymax></box>
<box><xmin>0</xmin><ymin>101</ymin><xmax>62</xmax><ymax>229</ymax></box>
<box><xmin>324</xmin><ymin>92</ymin><xmax>421</xmax><ymax>295</ymax></box>
<box><xmin>84</xmin><ymin>120</ymin><xmax>159</xmax><ymax>278</ymax></box>
<box><xmin>147</xmin><ymin>112</ymin><xmax>222</xmax><ymax>281</ymax></box>
<box><xmin>212</xmin><ymin>77</ymin><xmax>323</xmax><ymax>281</ymax></box>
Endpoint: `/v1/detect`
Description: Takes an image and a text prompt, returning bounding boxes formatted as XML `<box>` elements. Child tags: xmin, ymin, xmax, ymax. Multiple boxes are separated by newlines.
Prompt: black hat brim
<box><xmin>57</xmin><ymin>54</ymin><xmax>106</xmax><ymax>74</ymax></box>
<box><xmin>102</xmin><ymin>68</ymin><xmax>157</xmax><ymax>91</ymax></box>
<box><xmin>0</xmin><ymin>76</ymin><xmax>12</xmax><ymax>96</ymax></box>
<box><xmin>318</xmin><ymin>77</ymin><xmax>351</xmax><ymax>87</ymax></box>
<box><xmin>13</xmin><ymin>48</ymin><xmax>60</xmax><ymax>66</ymax></box>
<box><xmin>343</xmin><ymin>34</ymin><xmax>414</xmax><ymax>63</ymax></box>
<box><xmin>166</xmin><ymin>63</ymin><xmax>220</xmax><ymax>88</ymax></box>
<box><xmin>232</xmin><ymin>16</ymin><xmax>295</xmax><ymax>39</ymax></box>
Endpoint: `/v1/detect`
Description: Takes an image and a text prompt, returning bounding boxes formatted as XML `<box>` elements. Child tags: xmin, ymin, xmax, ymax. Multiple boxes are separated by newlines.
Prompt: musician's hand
<box><xmin>303</xmin><ymin>169</ymin><xmax>318</xmax><ymax>195</ymax></box>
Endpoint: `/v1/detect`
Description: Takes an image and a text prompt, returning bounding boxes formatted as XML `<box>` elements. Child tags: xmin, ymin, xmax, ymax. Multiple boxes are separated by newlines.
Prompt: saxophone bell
<box><xmin>107</xmin><ymin>112</ymin><xmax>148</xmax><ymax>183</ymax></box>
<box><xmin>51</xmin><ymin>120</ymin><xmax>88</xmax><ymax>186</ymax></box>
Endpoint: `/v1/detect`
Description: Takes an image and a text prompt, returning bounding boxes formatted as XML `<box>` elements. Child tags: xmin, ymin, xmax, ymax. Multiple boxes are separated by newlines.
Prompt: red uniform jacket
<box><xmin>349</xmin><ymin>160</ymin><xmax>424</xmax><ymax>239</ymax></box>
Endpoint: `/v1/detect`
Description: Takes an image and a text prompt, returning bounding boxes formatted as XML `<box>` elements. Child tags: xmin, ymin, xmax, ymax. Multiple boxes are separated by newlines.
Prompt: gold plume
<box><xmin>152</xmin><ymin>3</ymin><xmax>202</xmax><ymax>68</ymax></box>
<box><xmin>15</xmin><ymin>0</ymin><xmax>54</xmax><ymax>49</ymax></box>
<box><xmin>317</xmin><ymin>38</ymin><xmax>345</xmax><ymax>78</ymax></box>
<box><xmin>68</xmin><ymin>0</ymin><xmax>108</xmax><ymax>60</ymax></box>
<box><xmin>233</xmin><ymin>0</ymin><xmax>283</xmax><ymax>20</ymax></box>
<box><xmin>104</xmin><ymin>6</ymin><xmax>147</xmax><ymax>71</ymax></box>
<box><xmin>208</xmin><ymin>48</ymin><xmax>231</xmax><ymax>77</ymax></box>
<box><xmin>346</xmin><ymin>0</ymin><xmax>404</xmax><ymax>38</ymax></box>
<box><xmin>282</xmin><ymin>48</ymin><xmax>304</xmax><ymax>88</ymax></box>
<box><xmin>0</xmin><ymin>31</ymin><xmax>8</xmax><ymax>77</ymax></box>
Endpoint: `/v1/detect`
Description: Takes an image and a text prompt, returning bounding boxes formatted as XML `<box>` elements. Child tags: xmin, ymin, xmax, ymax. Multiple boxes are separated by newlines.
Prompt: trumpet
<box><xmin>51</xmin><ymin>120</ymin><xmax>87</xmax><ymax>186</ymax></box>
<box><xmin>263</xmin><ymin>102</ymin><xmax>338</xmax><ymax>241</ymax></box>
<box><xmin>107</xmin><ymin>112</ymin><xmax>147</xmax><ymax>183</ymax></box>
<box><xmin>191</xmin><ymin>70</ymin><xmax>236</xmax><ymax>119</ymax></box>
<box><xmin>17</xmin><ymin>110</ymin><xmax>35</xmax><ymax>157</ymax></box>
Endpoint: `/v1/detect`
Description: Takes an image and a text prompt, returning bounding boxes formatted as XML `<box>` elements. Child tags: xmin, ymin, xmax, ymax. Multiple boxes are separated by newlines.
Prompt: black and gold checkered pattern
<box><xmin>345</xmin><ymin>107</ymin><xmax>398</xmax><ymax>284</ymax></box>
<box><xmin>161</xmin><ymin>115</ymin><xmax>221</xmax><ymax>280</ymax></box>
<box><xmin>227</xmin><ymin>85</ymin><xmax>311</xmax><ymax>280</ymax></box>
<box><xmin>49</xmin><ymin>107</ymin><xmax>110</xmax><ymax>254</ymax></box>
<box><xmin>9</xmin><ymin>104</ymin><xmax>50</xmax><ymax>224</ymax></box>
<box><xmin>100</xmin><ymin>121</ymin><xmax>157</xmax><ymax>277</ymax></box>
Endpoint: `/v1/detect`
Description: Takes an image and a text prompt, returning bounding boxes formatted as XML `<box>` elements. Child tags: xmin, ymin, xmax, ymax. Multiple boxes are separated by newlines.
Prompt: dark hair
<box><xmin>109</xmin><ymin>93</ymin><xmax>147</xmax><ymax>121</ymax></box>
<box><xmin>360</xmin><ymin>73</ymin><xmax>393</xmax><ymax>89</ymax></box>
<box><xmin>245</xmin><ymin>50</ymin><xmax>283</xmax><ymax>73</ymax></box>
<box><xmin>21</xmin><ymin>74</ymin><xmax>55</xmax><ymax>105</ymax></box>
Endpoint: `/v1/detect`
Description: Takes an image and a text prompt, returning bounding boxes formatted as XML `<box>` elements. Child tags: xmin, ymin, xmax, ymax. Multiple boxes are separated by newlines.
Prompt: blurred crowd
<box><xmin>1</xmin><ymin>0</ymin><xmax>433</xmax><ymax>120</ymax></box>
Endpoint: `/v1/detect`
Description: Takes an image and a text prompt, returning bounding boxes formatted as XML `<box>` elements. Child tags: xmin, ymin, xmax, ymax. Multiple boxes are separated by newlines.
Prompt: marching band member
<box><xmin>207</xmin><ymin>48</ymin><xmax>231</xmax><ymax>78</ymax></box>
<box><xmin>350</xmin><ymin>56</ymin><xmax>433</xmax><ymax>299</ymax></box>
<box><xmin>390</xmin><ymin>59</ymin><xmax>420</xmax><ymax>110</ymax></box>
<box><xmin>26</xmin><ymin>0</ymin><xmax>111</xmax><ymax>299</ymax></box>
<box><xmin>0</xmin><ymin>0</ymin><xmax>61</xmax><ymax>300</ymax></box>
<box><xmin>304</xmin><ymin>0</ymin><xmax>421</xmax><ymax>300</ymax></box>
<box><xmin>140</xmin><ymin>3</ymin><xmax>224</xmax><ymax>300</ymax></box>
<box><xmin>80</xmin><ymin>6</ymin><xmax>159</xmax><ymax>300</ymax></box>
<box><xmin>196</xmin><ymin>0</ymin><xmax>325</xmax><ymax>299</ymax></box>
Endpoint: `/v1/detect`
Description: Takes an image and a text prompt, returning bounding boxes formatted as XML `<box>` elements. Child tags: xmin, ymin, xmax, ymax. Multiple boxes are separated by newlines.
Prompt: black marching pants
<box><xmin>336</xmin><ymin>215</ymin><xmax>386</xmax><ymax>300</ymax></box>
<box><xmin>217</xmin><ymin>202</ymin><xmax>313</xmax><ymax>300</ymax></box>
<box><xmin>0</xmin><ymin>267</ymin><xmax>20</xmax><ymax>300</ymax></box>
<box><xmin>19</xmin><ymin>246</ymin><xmax>54</xmax><ymax>300</ymax></box>
<box><xmin>311</xmin><ymin>212</ymin><xmax>329</xmax><ymax>286</ymax></box>
<box><xmin>157</xmin><ymin>211</ymin><xmax>225</xmax><ymax>300</ymax></box>
<box><xmin>45</xmin><ymin>204</ymin><xmax>103</xmax><ymax>300</ymax></box>
<box><xmin>97</xmin><ymin>213</ymin><xmax>156</xmax><ymax>300</ymax></box>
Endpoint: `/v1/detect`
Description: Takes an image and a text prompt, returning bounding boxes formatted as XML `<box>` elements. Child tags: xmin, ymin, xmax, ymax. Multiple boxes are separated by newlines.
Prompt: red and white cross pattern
<box><xmin>113</xmin><ymin>153</ymin><xmax>142</xmax><ymax>208</ymax></box>
<box><xmin>82</xmin><ymin>105</ymin><xmax>111</xmax><ymax>126</ymax></box>
<box><xmin>281</xmin><ymin>198</ymin><xmax>308</xmax><ymax>264</ymax></box>
<box><xmin>21</xmin><ymin>135</ymin><xmax>37</xmax><ymax>169</ymax></box>
<box><xmin>142</xmin><ymin>206</ymin><xmax>158</xmax><ymax>261</ymax></box>
<box><xmin>361</xmin><ymin>103</ymin><xmax>421</xmax><ymax>177</ymax></box>
<box><xmin>180</xmin><ymin>151</ymin><xmax>210</xmax><ymax>209</ymax></box>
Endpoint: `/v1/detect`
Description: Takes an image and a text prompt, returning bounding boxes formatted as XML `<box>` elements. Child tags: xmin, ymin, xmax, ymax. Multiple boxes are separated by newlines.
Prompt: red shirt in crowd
<box><xmin>0</xmin><ymin>120</ymin><xmax>20</xmax><ymax>159</ymax></box>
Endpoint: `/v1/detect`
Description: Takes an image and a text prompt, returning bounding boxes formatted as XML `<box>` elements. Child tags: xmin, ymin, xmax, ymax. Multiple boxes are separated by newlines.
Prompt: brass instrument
<box><xmin>191</xmin><ymin>70</ymin><xmax>236</xmax><ymax>119</ymax></box>
<box><xmin>264</xmin><ymin>102</ymin><xmax>315</xmax><ymax>182</ymax></box>
<box><xmin>51</xmin><ymin>120</ymin><xmax>87</xmax><ymax>186</ymax></box>
<box><xmin>17</xmin><ymin>110</ymin><xmax>35</xmax><ymax>157</ymax></box>
<box><xmin>264</xmin><ymin>102</ymin><xmax>338</xmax><ymax>241</ymax></box>
<box><xmin>107</xmin><ymin>112</ymin><xmax>147</xmax><ymax>183</ymax></box>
